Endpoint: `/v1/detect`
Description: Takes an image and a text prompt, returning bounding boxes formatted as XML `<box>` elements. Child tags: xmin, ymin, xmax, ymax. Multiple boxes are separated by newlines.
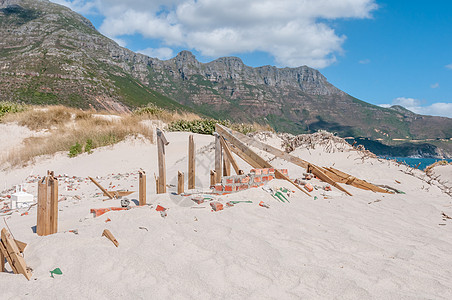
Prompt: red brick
<box><xmin>241</xmin><ymin>176</ymin><xmax>250</xmax><ymax>183</ymax></box>
<box><xmin>304</xmin><ymin>183</ymin><xmax>314</xmax><ymax>192</ymax></box>
<box><xmin>262</xmin><ymin>176</ymin><xmax>269</xmax><ymax>181</ymax></box>
<box><xmin>225</xmin><ymin>178</ymin><xmax>234</xmax><ymax>184</ymax></box>
<box><xmin>268</xmin><ymin>168</ymin><xmax>275</xmax><ymax>174</ymax></box>
<box><xmin>261</xmin><ymin>169</ymin><xmax>269</xmax><ymax>175</ymax></box>
<box><xmin>251</xmin><ymin>169</ymin><xmax>261</xmax><ymax>175</ymax></box>
<box><xmin>210</xmin><ymin>202</ymin><xmax>224</xmax><ymax>211</ymax></box>
<box><xmin>224</xmin><ymin>185</ymin><xmax>234</xmax><ymax>192</ymax></box>
<box><xmin>254</xmin><ymin>176</ymin><xmax>261</xmax><ymax>183</ymax></box>
<box><xmin>214</xmin><ymin>184</ymin><xmax>223</xmax><ymax>191</ymax></box>
<box><xmin>279</xmin><ymin>169</ymin><xmax>288</xmax><ymax>175</ymax></box>
<box><xmin>238</xmin><ymin>184</ymin><xmax>249</xmax><ymax>191</ymax></box>
<box><xmin>268</xmin><ymin>175</ymin><xmax>274</xmax><ymax>181</ymax></box>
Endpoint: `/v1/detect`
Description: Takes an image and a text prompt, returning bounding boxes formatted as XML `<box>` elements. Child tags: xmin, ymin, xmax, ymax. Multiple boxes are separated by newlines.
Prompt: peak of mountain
<box><xmin>1</xmin><ymin>0</ymin><xmax>451</xmax><ymax>157</ymax></box>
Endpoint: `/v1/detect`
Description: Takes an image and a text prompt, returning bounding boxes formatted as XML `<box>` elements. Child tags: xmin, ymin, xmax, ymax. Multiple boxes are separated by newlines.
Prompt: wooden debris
<box><xmin>188</xmin><ymin>135</ymin><xmax>195</xmax><ymax>189</ymax></box>
<box><xmin>223</xmin><ymin>155</ymin><xmax>231</xmax><ymax>176</ymax></box>
<box><xmin>219</xmin><ymin>136</ymin><xmax>244</xmax><ymax>175</ymax></box>
<box><xmin>37</xmin><ymin>173</ymin><xmax>59</xmax><ymax>236</ymax></box>
<box><xmin>178</xmin><ymin>171</ymin><xmax>184</xmax><ymax>195</ymax></box>
<box><xmin>14</xmin><ymin>239</ymin><xmax>27</xmax><ymax>254</ymax></box>
<box><xmin>102</xmin><ymin>229</ymin><xmax>119</xmax><ymax>247</ymax></box>
<box><xmin>103</xmin><ymin>191</ymin><xmax>134</xmax><ymax>197</ymax></box>
<box><xmin>323</xmin><ymin>167</ymin><xmax>392</xmax><ymax>193</ymax></box>
<box><xmin>0</xmin><ymin>228</ymin><xmax>32</xmax><ymax>280</ymax></box>
<box><xmin>210</xmin><ymin>170</ymin><xmax>216</xmax><ymax>187</ymax></box>
<box><xmin>139</xmin><ymin>170</ymin><xmax>146</xmax><ymax>206</ymax></box>
<box><xmin>157</xmin><ymin>128</ymin><xmax>169</xmax><ymax>194</ymax></box>
<box><xmin>214</xmin><ymin>132</ymin><xmax>222</xmax><ymax>184</ymax></box>
<box><xmin>307</xmin><ymin>164</ymin><xmax>353</xmax><ymax>196</ymax></box>
<box><xmin>89</xmin><ymin>177</ymin><xmax>114</xmax><ymax>199</ymax></box>
<box><xmin>216</xmin><ymin>124</ymin><xmax>311</xmax><ymax>197</ymax></box>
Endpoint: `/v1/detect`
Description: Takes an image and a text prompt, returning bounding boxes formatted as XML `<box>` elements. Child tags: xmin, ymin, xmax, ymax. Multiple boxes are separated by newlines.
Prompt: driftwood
<box><xmin>0</xmin><ymin>228</ymin><xmax>32</xmax><ymax>280</ymax></box>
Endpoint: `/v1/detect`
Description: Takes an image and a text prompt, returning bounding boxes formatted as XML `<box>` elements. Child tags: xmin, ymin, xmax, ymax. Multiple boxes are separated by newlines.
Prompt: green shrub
<box><xmin>133</xmin><ymin>103</ymin><xmax>166</xmax><ymax>116</ymax></box>
<box><xmin>68</xmin><ymin>142</ymin><xmax>82</xmax><ymax>157</ymax></box>
<box><xmin>0</xmin><ymin>101</ymin><xmax>27</xmax><ymax>119</ymax></box>
<box><xmin>84</xmin><ymin>139</ymin><xmax>93</xmax><ymax>154</ymax></box>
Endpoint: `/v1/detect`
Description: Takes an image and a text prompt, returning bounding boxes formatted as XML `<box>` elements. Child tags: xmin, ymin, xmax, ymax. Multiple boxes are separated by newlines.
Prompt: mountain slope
<box><xmin>1</xmin><ymin>0</ymin><xmax>451</xmax><ymax>152</ymax></box>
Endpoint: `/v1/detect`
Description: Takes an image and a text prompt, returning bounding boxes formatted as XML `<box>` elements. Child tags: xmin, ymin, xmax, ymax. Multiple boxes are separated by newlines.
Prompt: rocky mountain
<box><xmin>1</xmin><ymin>0</ymin><xmax>451</xmax><ymax>157</ymax></box>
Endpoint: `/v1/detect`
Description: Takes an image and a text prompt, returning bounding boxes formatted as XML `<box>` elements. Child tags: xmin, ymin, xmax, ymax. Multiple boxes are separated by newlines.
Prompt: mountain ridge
<box><xmin>1</xmin><ymin>0</ymin><xmax>451</xmax><ymax>157</ymax></box>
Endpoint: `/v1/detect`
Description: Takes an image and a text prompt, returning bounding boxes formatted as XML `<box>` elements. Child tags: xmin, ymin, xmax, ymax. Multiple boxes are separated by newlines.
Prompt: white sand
<box><xmin>1</xmin><ymin>126</ymin><xmax>452</xmax><ymax>299</ymax></box>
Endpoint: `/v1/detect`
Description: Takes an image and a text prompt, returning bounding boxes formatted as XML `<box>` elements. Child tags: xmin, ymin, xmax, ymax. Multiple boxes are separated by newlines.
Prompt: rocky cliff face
<box><xmin>1</xmin><ymin>0</ymin><xmax>451</xmax><ymax>149</ymax></box>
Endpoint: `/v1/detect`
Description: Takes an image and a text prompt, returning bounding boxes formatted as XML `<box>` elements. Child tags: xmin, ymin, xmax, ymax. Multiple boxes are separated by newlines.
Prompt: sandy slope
<box><xmin>0</xmin><ymin>126</ymin><xmax>451</xmax><ymax>299</ymax></box>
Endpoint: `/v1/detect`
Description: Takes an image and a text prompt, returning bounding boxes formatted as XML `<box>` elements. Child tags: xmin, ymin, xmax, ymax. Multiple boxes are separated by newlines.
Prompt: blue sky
<box><xmin>52</xmin><ymin>0</ymin><xmax>452</xmax><ymax>118</ymax></box>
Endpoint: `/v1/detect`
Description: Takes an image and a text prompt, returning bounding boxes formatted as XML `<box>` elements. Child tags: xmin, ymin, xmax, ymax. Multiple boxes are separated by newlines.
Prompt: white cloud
<box><xmin>51</xmin><ymin>0</ymin><xmax>95</xmax><ymax>14</ymax></box>
<box><xmin>430</xmin><ymin>83</ymin><xmax>439</xmax><ymax>89</ymax></box>
<box><xmin>50</xmin><ymin>0</ymin><xmax>378</xmax><ymax>68</ymax></box>
<box><xmin>446</xmin><ymin>63</ymin><xmax>452</xmax><ymax>70</ymax></box>
<box><xmin>359</xmin><ymin>59</ymin><xmax>370</xmax><ymax>64</ymax></box>
<box><xmin>380</xmin><ymin>97</ymin><xmax>452</xmax><ymax>118</ymax></box>
<box><xmin>137</xmin><ymin>47</ymin><xmax>174</xmax><ymax>60</ymax></box>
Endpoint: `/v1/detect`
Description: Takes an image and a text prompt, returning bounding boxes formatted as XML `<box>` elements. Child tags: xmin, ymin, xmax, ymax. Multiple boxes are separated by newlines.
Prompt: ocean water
<box><xmin>382</xmin><ymin>157</ymin><xmax>452</xmax><ymax>170</ymax></box>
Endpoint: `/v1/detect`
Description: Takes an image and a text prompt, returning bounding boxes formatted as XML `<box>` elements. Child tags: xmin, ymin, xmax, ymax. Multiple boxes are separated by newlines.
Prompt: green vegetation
<box><xmin>168</xmin><ymin>119</ymin><xmax>265</xmax><ymax>135</ymax></box>
<box><xmin>84</xmin><ymin>139</ymin><xmax>93</xmax><ymax>154</ymax></box>
<box><xmin>0</xmin><ymin>101</ymin><xmax>27</xmax><ymax>119</ymax></box>
<box><xmin>68</xmin><ymin>142</ymin><xmax>82</xmax><ymax>157</ymax></box>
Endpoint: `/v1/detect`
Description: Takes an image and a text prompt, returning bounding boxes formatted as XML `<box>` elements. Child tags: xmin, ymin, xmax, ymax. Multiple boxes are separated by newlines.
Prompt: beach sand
<box><xmin>1</xmin><ymin>125</ymin><xmax>451</xmax><ymax>299</ymax></box>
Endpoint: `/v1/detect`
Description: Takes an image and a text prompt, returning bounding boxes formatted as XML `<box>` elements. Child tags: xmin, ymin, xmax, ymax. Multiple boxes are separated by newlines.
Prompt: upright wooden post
<box><xmin>37</xmin><ymin>177</ymin><xmax>48</xmax><ymax>236</ymax></box>
<box><xmin>210</xmin><ymin>170</ymin><xmax>216</xmax><ymax>187</ymax></box>
<box><xmin>49</xmin><ymin>176</ymin><xmax>58</xmax><ymax>234</ymax></box>
<box><xmin>0</xmin><ymin>245</ymin><xmax>4</xmax><ymax>272</ymax></box>
<box><xmin>177</xmin><ymin>171</ymin><xmax>184</xmax><ymax>195</ymax></box>
<box><xmin>155</xmin><ymin>176</ymin><xmax>160</xmax><ymax>194</ymax></box>
<box><xmin>214</xmin><ymin>132</ymin><xmax>222</xmax><ymax>184</ymax></box>
<box><xmin>223</xmin><ymin>155</ymin><xmax>231</xmax><ymax>176</ymax></box>
<box><xmin>188</xmin><ymin>135</ymin><xmax>195</xmax><ymax>189</ymax></box>
<box><xmin>157</xmin><ymin>128</ymin><xmax>169</xmax><ymax>194</ymax></box>
<box><xmin>139</xmin><ymin>171</ymin><xmax>146</xmax><ymax>206</ymax></box>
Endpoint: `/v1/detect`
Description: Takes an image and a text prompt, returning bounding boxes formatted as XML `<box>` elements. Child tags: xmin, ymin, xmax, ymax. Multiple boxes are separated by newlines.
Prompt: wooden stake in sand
<box><xmin>102</xmin><ymin>229</ymin><xmax>119</xmax><ymax>247</ymax></box>
<box><xmin>188</xmin><ymin>135</ymin><xmax>195</xmax><ymax>189</ymax></box>
<box><xmin>210</xmin><ymin>170</ymin><xmax>216</xmax><ymax>187</ymax></box>
<box><xmin>219</xmin><ymin>136</ymin><xmax>244</xmax><ymax>175</ymax></box>
<box><xmin>214</xmin><ymin>132</ymin><xmax>222</xmax><ymax>184</ymax></box>
<box><xmin>157</xmin><ymin>128</ymin><xmax>169</xmax><ymax>194</ymax></box>
<box><xmin>37</xmin><ymin>173</ymin><xmax>59</xmax><ymax>236</ymax></box>
<box><xmin>139</xmin><ymin>170</ymin><xmax>146</xmax><ymax>206</ymax></box>
<box><xmin>223</xmin><ymin>155</ymin><xmax>231</xmax><ymax>176</ymax></box>
<box><xmin>178</xmin><ymin>171</ymin><xmax>184</xmax><ymax>194</ymax></box>
<box><xmin>0</xmin><ymin>228</ymin><xmax>32</xmax><ymax>280</ymax></box>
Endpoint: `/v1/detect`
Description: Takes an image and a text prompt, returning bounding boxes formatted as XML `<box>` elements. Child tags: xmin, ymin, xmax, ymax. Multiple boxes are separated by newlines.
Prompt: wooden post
<box><xmin>214</xmin><ymin>132</ymin><xmax>222</xmax><ymax>184</ymax></box>
<box><xmin>210</xmin><ymin>170</ymin><xmax>216</xmax><ymax>187</ymax></box>
<box><xmin>157</xmin><ymin>128</ymin><xmax>169</xmax><ymax>194</ymax></box>
<box><xmin>177</xmin><ymin>171</ymin><xmax>184</xmax><ymax>195</ymax></box>
<box><xmin>219</xmin><ymin>136</ymin><xmax>243</xmax><ymax>175</ymax></box>
<box><xmin>188</xmin><ymin>135</ymin><xmax>195</xmax><ymax>189</ymax></box>
<box><xmin>139</xmin><ymin>171</ymin><xmax>146</xmax><ymax>206</ymax></box>
<box><xmin>37</xmin><ymin>177</ymin><xmax>47</xmax><ymax>236</ymax></box>
<box><xmin>49</xmin><ymin>176</ymin><xmax>58</xmax><ymax>234</ymax></box>
<box><xmin>44</xmin><ymin>177</ymin><xmax>52</xmax><ymax>235</ymax></box>
<box><xmin>155</xmin><ymin>176</ymin><xmax>160</xmax><ymax>194</ymax></box>
<box><xmin>0</xmin><ymin>244</ymin><xmax>4</xmax><ymax>272</ymax></box>
<box><xmin>223</xmin><ymin>155</ymin><xmax>231</xmax><ymax>176</ymax></box>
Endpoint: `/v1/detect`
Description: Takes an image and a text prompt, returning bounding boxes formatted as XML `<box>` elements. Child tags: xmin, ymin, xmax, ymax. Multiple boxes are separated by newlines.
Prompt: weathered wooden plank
<box><xmin>210</xmin><ymin>170</ymin><xmax>216</xmax><ymax>187</ymax></box>
<box><xmin>1</xmin><ymin>228</ymin><xmax>32</xmax><ymax>280</ymax></box>
<box><xmin>308</xmin><ymin>164</ymin><xmax>353</xmax><ymax>196</ymax></box>
<box><xmin>325</xmin><ymin>167</ymin><xmax>391</xmax><ymax>193</ymax></box>
<box><xmin>89</xmin><ymin>177</ymin><xmax>114</xmax><ymax>199</ymax></box>
<box><xmin>223</xmin><ymin>155</ymin><xmax>231</xmax><ymax>176</ymax></box>
<box><xmin>50</xmin><ymin>176</ymin><xmax>58</xmax><ymax>234</ymax></box>
<box><xmin>102</xmin><ymin>229</ymin><xmax>119</xmax><ymax>247</ymax></box>
<box><xmin>157</xmin><ymin>128</ymin><xmax>168</xmax><ymax>194</ymax></box>
<box><xmin>188</xmin><ymin>135</ymin><xmax>195</xmax><ymax>189</ymax></box>
<box><xmin>0</xmin><ymin>242</ymin><xmax>5</xmax><ymax>272</ymax></box>
<box><xmin>177</xmin><ymin>171</ymin><xmax>184</xmax><ymax>195</ymax></box>
<box><xmin>37</xmin><ymin>177</ymin><xmax>47</xmax><ymax>236</ymax></box>
<box><xmin>139</xmin><ymin>170</ymin><xmax>146</xmax><ymax>206</ymax></box>
<box><xmin>214</xmin><ymin>133</ymin><xmax>222</xmax><ymax>184</ymax></box>
<box><xmin>14</xmin><ymin>239</ymin><xmax>27</xmax><ymax>254</ymax></box>
<box><xmin>103</xmin><ymin>191</ymin><xmax>134</xmax><ymax>197</ymax></box>
<box><xmin>216</xmin><ymin>124</ymin><xmax>311</xmax><ymax>197</ymax></box>
<box><xmin>219</xmin><ymin>136</ymin><xmax>243</xmax><ymax>175</ymax></box>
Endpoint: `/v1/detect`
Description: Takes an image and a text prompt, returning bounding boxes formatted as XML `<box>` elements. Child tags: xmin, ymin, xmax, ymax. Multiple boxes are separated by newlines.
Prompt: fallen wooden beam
<box><xmin>103</xmin><ymin>191</ymin><xmax>134</xmax><ymax>197</ymax></box>
<box><xmin>89</xmin><ymin>177</ymin><xmax>114</xmax><ymax>199</ymax></box>
<box><xmin>216</xmin><ymin>124</ymin><xmax>311</xmax><ymax>197</ymax></box>
<box><xmin>219</xmin><ymin>136</ymin><xmax>244</xmax><ymax>175</ymax></box>
<box><xmin>323</xmin><ymin>167</ymin><xmax>392</xmax><ymax>193</ymax></box>
<box><xmin>308</xmin><ymin>164</ymin><xmax>353</xmax><ymax>196</ymax></box>
<box><xmin>0</xmin><ymin>228</ymin><xmax>32</xmax><ymax>280</ymax></box>
<box><xmin>102</xmin><ymin>229</ymin><xmax>119</xmax><ymax>247</ymax></box>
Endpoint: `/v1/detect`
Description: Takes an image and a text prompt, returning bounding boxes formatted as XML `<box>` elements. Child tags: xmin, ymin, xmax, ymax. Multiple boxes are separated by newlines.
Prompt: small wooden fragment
<box><xmin>14</xmin><ymin>239</ymin><xmax>27</xmax><ymax>254</ymax></box>
<box><xmin>89</xmin><ymin>177</ymin><xmax>114</xmax><ymax>199</ymax></box>
<box><xmin>210</xmin><ymin>170</ymin><xmax>216</xmax><ymax>187</ymax></box>
<box><xmin>139</xmin><ymin>170</ymin><xmax>146</xmax><ymax>206</ymax></box>
<box><xmin>157</xmin><ymin>128</ymin><xmax>169</xmax><ymax>194</ymax></box>
<box><xmin>214</xmin><ymin>132</ymin><xmax>222</xmax><ymax>184</ymax></box>
<box><xmin>177</xmin><ymin>171</ymin><xmax>184</xmax><ymax>194</ymax></box>
<box><xmin>188</xmin><ymin>135</ymin><xmax>195</xmax><ymax>189</ymax></box>
<box><xmin>102</xmin><ymin>229</ymin><xmax>119</xmax><ymax>247</ymax></box>
<box><xmin>1</xmin><ymin>228</ymin><xmax>32</xmax><ymax>280</ymax></box>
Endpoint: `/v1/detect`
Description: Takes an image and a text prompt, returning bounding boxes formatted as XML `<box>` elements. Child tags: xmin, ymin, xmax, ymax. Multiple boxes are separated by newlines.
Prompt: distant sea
<box><xmin>381</xmin><ymin>157</ymin><xmax>452</xmax><ymax>170</ymax></box>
